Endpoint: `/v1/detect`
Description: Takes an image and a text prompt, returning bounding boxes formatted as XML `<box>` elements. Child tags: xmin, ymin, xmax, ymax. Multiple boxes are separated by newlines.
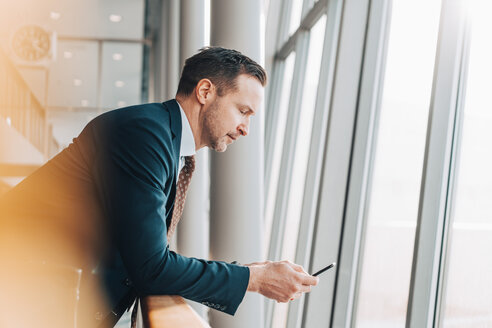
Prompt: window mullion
<box><xmin>330</xmin><ymin>0</ymin><xmax>393</xmax><ymax>326</ymax></box>
<box><xmin>406</xmin><ymin>0</ymin><xmax>468</xmax><ymax>326</ymax></box>
<box><xmin>285</xmin><ymin>0</ymin><xmax>344</xmax><ymax>327</ymax></box>
<box><xmin>265</xmin><ymin>31</ymin><xmax>310</xmax><ymax>328</ymax></box>
<box><xmin>300</xmin><ymin>0</ymin><xmax>372</xmax><ymax>326</ymax></box>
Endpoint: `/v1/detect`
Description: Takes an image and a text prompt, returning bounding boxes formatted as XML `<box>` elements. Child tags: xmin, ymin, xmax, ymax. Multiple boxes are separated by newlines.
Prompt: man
<box><xmin>0</xmin><ymin>47</ymin><xmax>318</xmax><ymax>327</ymax></box>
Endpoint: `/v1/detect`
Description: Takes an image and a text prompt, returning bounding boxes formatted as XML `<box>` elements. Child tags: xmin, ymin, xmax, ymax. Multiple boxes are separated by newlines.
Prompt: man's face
<box><xmin>202</xmin><ymin>74</ymin><xmax>264</xmax><ymax>152</ymax></box>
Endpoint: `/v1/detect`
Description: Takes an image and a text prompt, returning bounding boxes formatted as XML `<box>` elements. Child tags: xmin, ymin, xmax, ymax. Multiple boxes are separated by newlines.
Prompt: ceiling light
<box><xmin>50</xmin><ymin>12</ymin><xmax>61</xmax><ymax>20</ymax></box>
<box><xmin>6</xmin><ymin>117</ymin><xmax>11</xmax><ymax>126</ymax></box>
<box><xmin>63</xmin><ymin>51</ymin><xmax>73</xmax><ymax>59</ymax></box>
<box><xmin>112</xmin><ymin>53</ymin><xmax>123</xmax><ymax>61</ymax></box>
<box><xmin>73</xmin><ymin>79</ymin><xmax>82</xmax><ymax>86</ymax></box>
<box><xmin>115</xmin><ymin>80</ymin><xmax>125</xmax><ymax>88</ymax></box>
<box><xmin>109</xmin><ymin>14</ymin><xmax>122</xmax><ymax>23</ymax></box>
<box><xmin>81</xmin><ymin>99</ymin><xmax>89</xmax><ymax>107</ymax></box>
<box><xmin>117</xmin><ymin>101</ymin><xmax>126</xmax><ymax>107</ymax></box>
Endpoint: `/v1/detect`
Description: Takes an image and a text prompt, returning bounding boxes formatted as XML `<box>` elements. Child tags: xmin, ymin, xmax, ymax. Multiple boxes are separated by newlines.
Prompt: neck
<box><xmin>175</xmin><ymin>96</ymin><xmax>205</xmax><ymax>150</ymax></box>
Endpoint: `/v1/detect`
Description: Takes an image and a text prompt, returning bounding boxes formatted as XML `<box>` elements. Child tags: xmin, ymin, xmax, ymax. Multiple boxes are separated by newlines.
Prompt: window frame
<box><xmin>264</xmin><ymin>0</ymin><xmax>471</xmax><ymax>326</ymax></box>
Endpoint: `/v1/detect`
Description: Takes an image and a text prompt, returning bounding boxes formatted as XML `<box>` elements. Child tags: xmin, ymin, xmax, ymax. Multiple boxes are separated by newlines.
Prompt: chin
<box><xmin>216</xmin><ymin>144</ymin><xmax>228</xmax><ymax>152</ymax></box>
<box><xmin>211</xmin><ymin>141</ymin><xmax>228</xmax><ymax>152</ymax></box>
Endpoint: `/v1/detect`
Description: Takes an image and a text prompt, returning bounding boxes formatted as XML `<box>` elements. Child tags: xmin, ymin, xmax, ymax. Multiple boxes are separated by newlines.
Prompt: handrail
<box><xmin>0</xmin><ymin>47</ymin><xmax>59</xmax><ymax>158</ymax></box>
<box><xmin>0</xmin><ymin>163</ymin><xmax>40</xmax><ymax>176</ymax></box>
<box><xmin>141</xmin><ymin>296</ymin><xmax>210</xmax><ymax>328</ymax></box>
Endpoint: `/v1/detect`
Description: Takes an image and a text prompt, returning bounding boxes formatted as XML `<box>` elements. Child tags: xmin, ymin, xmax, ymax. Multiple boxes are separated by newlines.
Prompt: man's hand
<box><xmin>245</xmin><ymin>260</ymin><xmax>319</xmax><ymax>303</ymax></box>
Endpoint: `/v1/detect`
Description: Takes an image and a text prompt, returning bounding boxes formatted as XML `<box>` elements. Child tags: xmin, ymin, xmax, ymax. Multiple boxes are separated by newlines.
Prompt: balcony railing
<box><xmin>141</xmin><ymin>296</ymin><xmax>210</xmax><ymax>328</ymax></box>
<box><xmin>0</xmin><ymin>48</ymin><xmax>59</xmax><ymax>158</ymax></box>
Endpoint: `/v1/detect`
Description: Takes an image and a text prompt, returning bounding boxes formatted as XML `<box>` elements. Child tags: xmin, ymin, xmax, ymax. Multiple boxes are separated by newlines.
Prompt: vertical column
<box><xmin>153</xmin><ymin>0</ymin><xmax>180</xmax><ymax>102</ymax></box>
<box><xmin>152</xmin><ymin>0</ymin><xmax>167</xmax><ymax>102</ymax></box>
<box><xmin>176</xmin><ymin>0</ymin><xmax>210</xmax><ymax>320</ymax></box>
<box><xmin>166</xmin><ymin>0</ymin><xmax>181</xmax><ymax>100</ymax></box>
<box><xmin>406</xmin><ymin>0</ymin><xmax>467</xmax><ymax>326</ymax></box>
<box><xmin>209</xmin><ymin>1</ymin><xmax>264</xmax><ymax>328</ymax></box>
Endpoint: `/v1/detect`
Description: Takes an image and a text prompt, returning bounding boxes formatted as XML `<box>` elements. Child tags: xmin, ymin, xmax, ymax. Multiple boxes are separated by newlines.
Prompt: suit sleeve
<box><xmin>91</xmin><ymin>116</ymin><xmax>249</xmax><ymax>315</ymax></box>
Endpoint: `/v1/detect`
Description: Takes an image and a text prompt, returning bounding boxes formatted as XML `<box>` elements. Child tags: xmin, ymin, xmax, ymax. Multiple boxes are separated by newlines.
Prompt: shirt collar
<box><xmin>176</xmin><ymin>100</ymin><xmax>196</xmax><ymax>158</ymax></box>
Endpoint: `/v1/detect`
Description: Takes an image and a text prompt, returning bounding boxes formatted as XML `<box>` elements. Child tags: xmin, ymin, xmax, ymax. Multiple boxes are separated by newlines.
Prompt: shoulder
<box><xmin>78</xmin><ymin>102</ymin><xmax>181</xmax><ymax>176</ymax></box>
<box><xmin>98</xmin><ymin>103</ymin><xmax>171</xmax><ymax>128</ymax></box>
<box><xmin>87</xmin><ymin>103</ymin><xmax>173</xmax><ymax>144</ymax></box>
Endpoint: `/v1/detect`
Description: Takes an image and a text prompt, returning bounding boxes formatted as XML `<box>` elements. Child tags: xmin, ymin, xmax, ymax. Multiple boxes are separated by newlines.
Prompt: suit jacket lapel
<box><xmin>162</xmin><ymin>99</ymin><xmax>182</xmax><ymax>228</ymax></box>
<box><xmin>164</xmin><ymin>99</ymin><xmax>182</xmax><ymax>174</ymax></box>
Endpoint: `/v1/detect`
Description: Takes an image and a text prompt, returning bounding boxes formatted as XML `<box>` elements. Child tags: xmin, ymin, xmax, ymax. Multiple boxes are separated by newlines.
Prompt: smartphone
<box><xmin>311</xmin><ymin>262</ymin><xmax>336</xmax><ymax>277</ymax></box>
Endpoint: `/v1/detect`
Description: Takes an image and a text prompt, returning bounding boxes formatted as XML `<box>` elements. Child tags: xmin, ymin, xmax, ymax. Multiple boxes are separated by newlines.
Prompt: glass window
<box><xmin>272</xmin><ymin>15</ymin><xmax>326</xmax><ymax>328</ymax></box>
<box><xmin>282</xmin><ymin>14</ymin><xmax>326</xmax><ymax>265</ymax></box>
<box><xmin>354</xmin><ymin>0</ymin><xmax>442</xmax><ymax>326</ymax></box>
<box><xmin>265</xmin><ymin>52</ymin><xmax>296</xmax><ymax>249</ymax></box>
<box><xmin>289</xmin><ymin>0</ymin><xmax>304</xmax><ymax>36</ymax></box>
<box><xmin>440</xmin><ymin>1</ymin><xmax>492</xmax><ymax>326</ymax></box>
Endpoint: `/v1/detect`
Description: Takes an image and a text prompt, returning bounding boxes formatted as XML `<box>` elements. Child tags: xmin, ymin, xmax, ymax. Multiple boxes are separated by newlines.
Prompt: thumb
<box><xmin>291</xmin><ymin>263</ymin><xmax>309</xmax><ymax>275</ymax></box>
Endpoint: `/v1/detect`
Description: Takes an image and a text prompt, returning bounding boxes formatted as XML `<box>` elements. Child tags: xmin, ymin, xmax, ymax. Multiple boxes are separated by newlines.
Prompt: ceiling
<box><xmin>0</xmin><ymin>0</ymin><xmax>146</xmax><ymax>147</ymax></box>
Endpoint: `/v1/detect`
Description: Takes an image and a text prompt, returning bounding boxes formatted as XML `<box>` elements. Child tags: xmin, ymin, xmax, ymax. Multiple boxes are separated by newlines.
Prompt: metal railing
<box><xmin>0</xmin><ymin>48</ymin><xmax>59</xmax><ymax>158</ymax></box>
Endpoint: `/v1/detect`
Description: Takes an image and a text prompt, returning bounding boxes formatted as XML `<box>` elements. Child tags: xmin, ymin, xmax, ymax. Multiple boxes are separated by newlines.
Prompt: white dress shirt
<box><xmin>176</xmin><ymin>100</ymin><xmax>196</xmax><ymax>172</ymax></box>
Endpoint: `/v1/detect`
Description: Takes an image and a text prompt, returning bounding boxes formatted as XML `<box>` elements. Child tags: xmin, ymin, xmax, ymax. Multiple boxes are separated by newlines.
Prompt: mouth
<box><xmin>227</xmin><ymin>134</ymin><xmax>237</xmax><ymax>141</ymax></box>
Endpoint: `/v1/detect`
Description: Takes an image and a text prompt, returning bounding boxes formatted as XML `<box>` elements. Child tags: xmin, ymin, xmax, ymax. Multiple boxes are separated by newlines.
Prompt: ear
<box><xmin>195</xmin><ymin>78</ymin><xmax>216</xmax><ymax>105</ymax></box>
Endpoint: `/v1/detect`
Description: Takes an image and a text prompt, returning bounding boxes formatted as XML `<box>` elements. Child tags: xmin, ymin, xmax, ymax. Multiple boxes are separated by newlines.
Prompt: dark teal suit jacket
<box><xmin>0</xmin><ymin>100</ymin><xmax>249</xmax><ymax>325</ymax></box>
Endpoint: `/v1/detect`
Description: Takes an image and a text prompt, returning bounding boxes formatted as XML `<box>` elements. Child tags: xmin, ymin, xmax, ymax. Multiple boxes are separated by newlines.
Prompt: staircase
<box><xmin>0</xmin><ymin>47</ymin><xmax>59</xmax><ymax>192</ymax></box>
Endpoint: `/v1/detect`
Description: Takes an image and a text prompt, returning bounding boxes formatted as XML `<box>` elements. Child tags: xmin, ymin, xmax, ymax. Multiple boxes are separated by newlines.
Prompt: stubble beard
<box><xmin>203</xmin><ymin>101</ymin><xmax>228</xmax><ymax>152</ymax></box>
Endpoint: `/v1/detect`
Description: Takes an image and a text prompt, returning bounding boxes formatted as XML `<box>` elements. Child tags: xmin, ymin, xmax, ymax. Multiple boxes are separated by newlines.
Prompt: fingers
<box><xmin>283</xmin><ymin>272</ymin><xmax>316</xmax><ymax>302</ymax></box>
<box><xmin>283</xmin><ymin>261</ymin><xmax>318</xmax><ymax>286</ymax></box>
<box><xmin>298</xmin><ymin>284</ymin><xmax>312</xmax><ymax>293</ymax></box>
<box><xmin>279</xmin><ymin>260</ymin><xmax>319</xmax><ymax>286</ymax></box>
<box><xmin>290</xmin><ymin>291</ymin><xmax>303</xmax><ymax>301</ymax></box>
<box><xmin>298</xmin><ymin>273</ymin><xmax>319</xmax><ymax>286</ymax></box>
<box><xmin>282</xmin><ymin>260</ymin><xmax>314</xmax><ymax>279</ymax></box>
<box><xmin>255</xmin><ymin>260</ymin><xmax>319</xmax><ymax>303</ymax></box>
<box><xmin>289</xmin><ymin>283</ymin><xmax>314</xmax><ymax>300</ymax></box>
<box><xmin>292</xmin><ymin>264</ymin><xmax>309</xmax><ymax>275</ymax></box>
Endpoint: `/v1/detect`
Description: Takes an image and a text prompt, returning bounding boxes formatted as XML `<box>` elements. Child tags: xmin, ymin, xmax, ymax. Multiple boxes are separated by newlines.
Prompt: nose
<box><xmin>237</xmin><ymin>122</ymin><xmax>249</xmax><ymax>137</ymax></box>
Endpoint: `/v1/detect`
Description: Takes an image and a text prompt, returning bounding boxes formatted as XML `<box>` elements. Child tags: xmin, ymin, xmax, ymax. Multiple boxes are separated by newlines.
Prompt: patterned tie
<box><xmin>167</xmin><ymin>155</ymin><xmax>196</xmax><ymax>240</ymax></box>
<box><xmin>130</xmin><ymin>156</ymin><xmax>195</xmax><ymax>328</ymax></box>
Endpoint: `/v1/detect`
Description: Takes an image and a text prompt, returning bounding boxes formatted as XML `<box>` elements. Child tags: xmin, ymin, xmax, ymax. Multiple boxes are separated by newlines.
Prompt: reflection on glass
<box><xmin>272</xmin><ymin>15</ymin><xmax>326</xmax><ymax>328</ymax></box>
<box><xmin>355</xmin><ymin>0</ymin><xmax>441</xmax><ymax>326</ymax></box>
<box><xmin>265</xmin><ymin>52</ymin><xmax>296</xmax><ymax>250</ymax></box>
<box><xmin>441</xmin><ymin>1</ymin><xmax>492</xmax><ymax>327</ymax></box>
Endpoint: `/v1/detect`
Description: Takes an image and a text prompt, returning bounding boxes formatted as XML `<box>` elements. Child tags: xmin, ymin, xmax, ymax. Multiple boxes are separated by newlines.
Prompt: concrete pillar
<box><xmin>166</xmin><ymin>0</ymin><xmax>181</xmax><ymax>100</ymax></box>
<box><xmin>176</xmin><ymin>0</ymin><xmax>210</xmax><ymax>320</ymax></box>
<box><xmin>209</xmin><ymin>1</ymin><xmax>265</xmax><ymax>327</ymax></box>
<box><xmin>158</xmin><ymin>0</ymin><xmax>181</xmax><ymax>252</ymax></box>
<box><xmin>154</xmin><ymin>0</ymin><xmax>180</xmax><ymax>101</ymax></box>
